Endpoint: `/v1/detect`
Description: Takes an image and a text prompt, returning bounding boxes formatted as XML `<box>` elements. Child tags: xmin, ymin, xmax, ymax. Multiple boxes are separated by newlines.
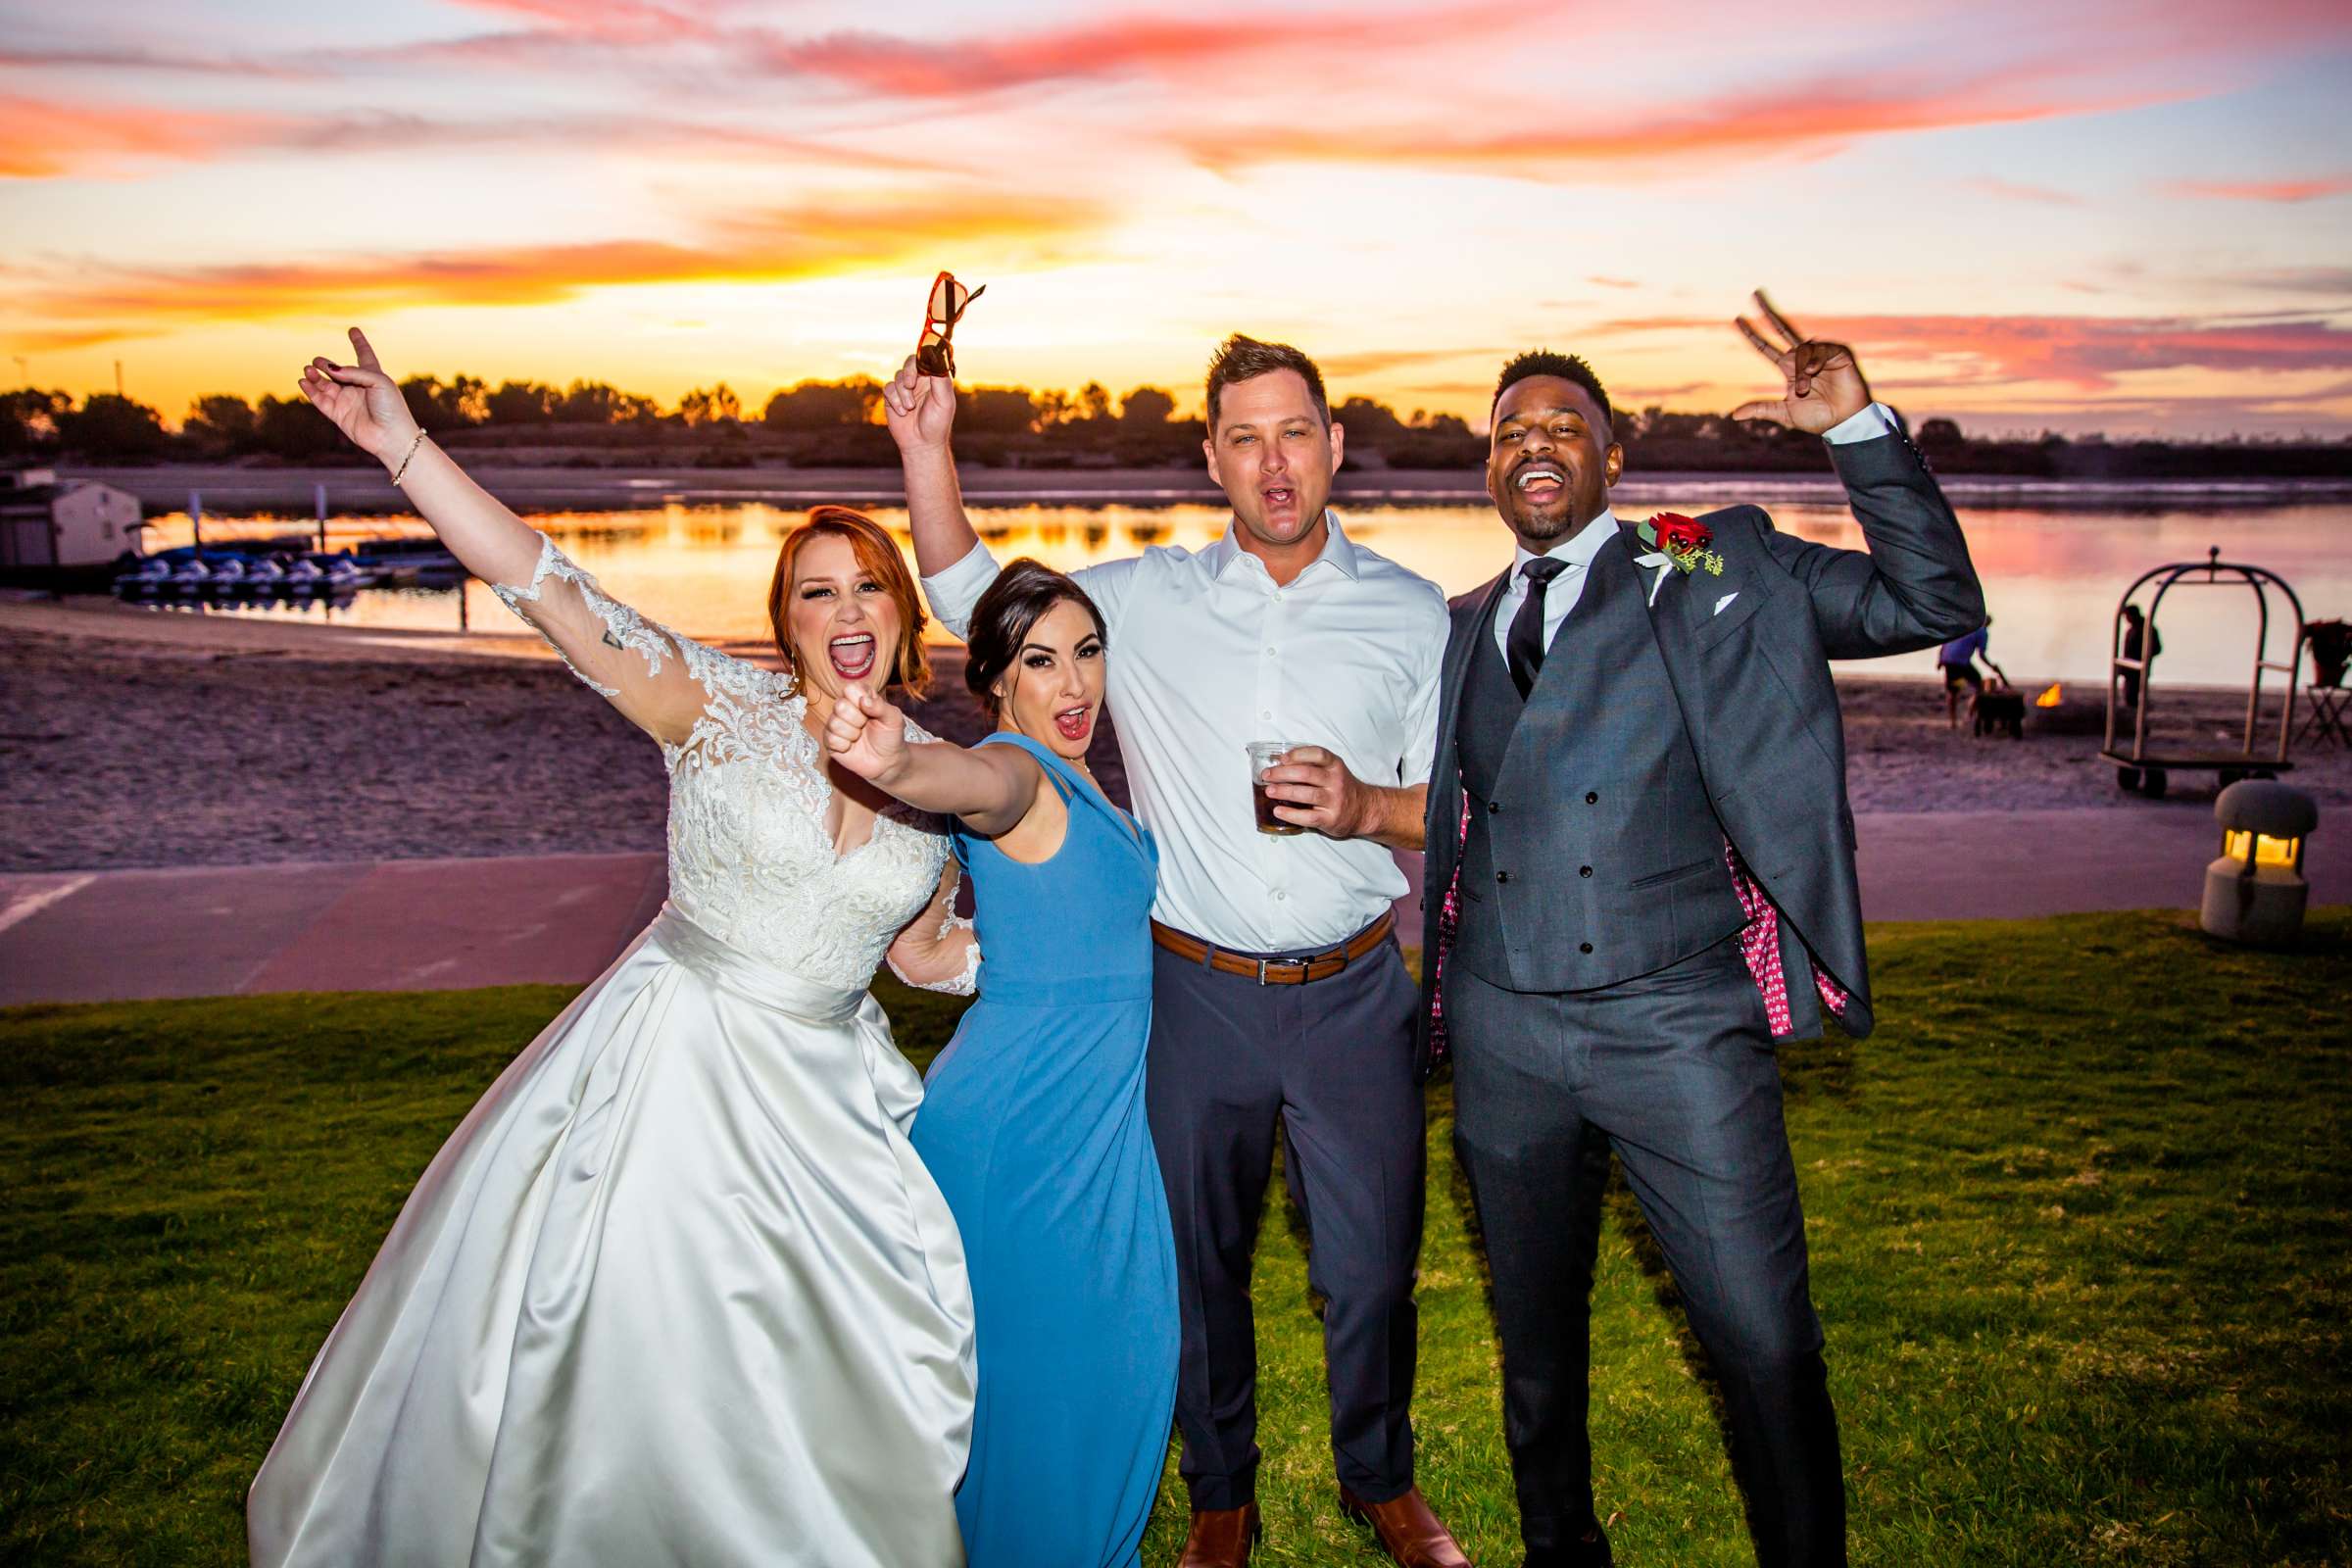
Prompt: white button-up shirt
<box><xmin>1492</xmin><ymin>401</ymin><xmax>1902</xmax><ymax>662</ymax></box>
<box><xmin>922</xmin><ymin>512</ymin><xmax>1448</xmax><ymax>954</ymax></box>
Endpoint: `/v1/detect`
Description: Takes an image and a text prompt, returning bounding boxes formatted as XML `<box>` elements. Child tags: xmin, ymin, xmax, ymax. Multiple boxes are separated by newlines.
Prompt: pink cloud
<box><xmin>769</xmin><ymin>2</ymin><xmax>1515</xmax><ymax>97</ymax></box>
<box><xmin>2165</xmin><ymin>174</ymin><xmax>2352</xmax><ymax>203</ymax></box>
<box><xmin>2220</xmin><ymin>267</ymin><xmax>2352</xmax><ymax>295</ymax></box>
<box><xmin>437</xmin><ymin>0</ymin><xmax>724</xmax><ymax>41</ymax></box>
<box><xmin>452</xmin><ymin>0</ymin><xmax>663</xmax><ymax>19</ymax></box>
<box><xmin>1964</xmin><ymin>176</ymin><xmax>2085</xmax><ymax>205</ymax></box>
<box><xmin>1319</xmin><ymin>346</ymin><xmax>1493</xmax><ymax>379</ymax></box>
<box><xmin>279</xmin><ymin>110</ymin><xmax>949</xmax><ymax>174</ymax></box>
<box><xmin>1177</xmin><ymin>72</ymin><xmax>2176</xmax><ymax>178</ymax></box>
<box><xmin>0</xmin><ymin>80</ymin><xmax>948</xmax><ymax>177</ymax></box>
<box><xmin>1573</xmin><ymin>310</ymin><xmax>2352</xmax><ymax>393</ymax></box>
<box><xmin>1614</xmin><ymin>381</ymin><xmax>1711</xmax><ymax>401</ymax></box>
<box><xmin>0</xmin><ymin>44</ymin><xmax>292</xmax><ymax>77</ymax></box>
<box><xmin>1816</xmin><ymin>315</ymin><xmax>2352</xmax><ymax>390</ymax></box>
<box><xmin>0</xmin><ymin>93</ymin><xmax>286</xmax><ymax>178</ymax></box>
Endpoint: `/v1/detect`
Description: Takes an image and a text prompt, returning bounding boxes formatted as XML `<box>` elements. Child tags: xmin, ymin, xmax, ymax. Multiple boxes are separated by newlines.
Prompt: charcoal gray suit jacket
<box><xmin>1415</xmin><ymin>426</ymin><xmax>1984</xmax><ymax>1071</ymax></box>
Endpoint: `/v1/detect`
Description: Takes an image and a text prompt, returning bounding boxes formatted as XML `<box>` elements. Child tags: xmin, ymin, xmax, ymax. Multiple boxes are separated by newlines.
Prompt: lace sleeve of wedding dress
<box><xmin>886</xmin><ymin>858</ymin><xmax>981</xmax><ymax>997</ymax></box>
<box><xmin>489</xmin><ymin>533</ymin><xmax>755</xmax><ymax>748</ymax></box>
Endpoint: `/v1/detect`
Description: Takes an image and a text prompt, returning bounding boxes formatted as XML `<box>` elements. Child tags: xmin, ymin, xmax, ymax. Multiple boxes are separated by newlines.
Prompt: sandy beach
<box><xmin>5</xmin><ymin>594</ymin><xmax>2347</xmax><ymax>875</ymax></box>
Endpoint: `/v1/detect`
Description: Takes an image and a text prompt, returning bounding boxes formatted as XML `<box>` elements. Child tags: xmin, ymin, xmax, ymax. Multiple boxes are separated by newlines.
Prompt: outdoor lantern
<box><xmin>2201</xmin><ymin>779</ymin><xmax>2319</xmax><ymax>945</ymax></box>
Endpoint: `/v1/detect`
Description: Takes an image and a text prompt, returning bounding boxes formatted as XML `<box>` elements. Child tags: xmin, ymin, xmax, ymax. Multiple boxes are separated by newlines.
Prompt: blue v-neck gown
<box><xmin>911</xmin><ymin>732</ymin><xmax>1179</xmax><ymax>1568</ymax></box>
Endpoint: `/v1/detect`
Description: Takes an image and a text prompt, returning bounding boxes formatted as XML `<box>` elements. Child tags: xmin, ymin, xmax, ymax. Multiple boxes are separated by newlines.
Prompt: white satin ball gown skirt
<box><xmin>247</xmin><ymin>907</ymin><xmax>977</xmax><ymax>1567</ymax></box>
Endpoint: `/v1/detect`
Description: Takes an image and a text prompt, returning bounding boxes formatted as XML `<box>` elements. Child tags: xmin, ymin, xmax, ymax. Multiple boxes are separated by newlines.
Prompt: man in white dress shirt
<box><xmin>885</xmin><ymin>336</ymin><xmax>1466</xmax><ymax>1568</ymax></box>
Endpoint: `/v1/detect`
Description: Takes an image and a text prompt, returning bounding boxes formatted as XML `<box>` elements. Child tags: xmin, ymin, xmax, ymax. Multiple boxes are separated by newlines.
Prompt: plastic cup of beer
<box><xmin>1248</xmin><ymin>741</ymin><xmax>1302</xmax><ymax>836</ymax></box>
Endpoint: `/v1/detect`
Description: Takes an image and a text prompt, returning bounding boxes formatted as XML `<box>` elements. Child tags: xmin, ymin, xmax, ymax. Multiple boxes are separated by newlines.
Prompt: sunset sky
<box><xmin>4</xmin><ymin>0</ymin><xmax>2350</xmax><ymax>438</ymax></box>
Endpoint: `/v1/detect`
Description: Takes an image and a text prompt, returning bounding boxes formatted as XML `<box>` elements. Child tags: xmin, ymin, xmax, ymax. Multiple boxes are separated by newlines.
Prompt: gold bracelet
<box><xmin>389</xmin><ymin>428</ymin><xmax>429</xmax><ymax>486</ymax></box>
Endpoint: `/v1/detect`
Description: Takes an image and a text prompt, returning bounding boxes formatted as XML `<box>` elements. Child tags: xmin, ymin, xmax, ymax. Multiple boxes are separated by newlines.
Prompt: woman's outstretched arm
<box><xmin>298</xmin><ymin>327</ymin><xmax>718</xmax><ymax>744</ymax></box>
<box><xmin>823</xmin><ymin>690</ymin><xmax>1040</xmax><ymax>838</ymax></box>
<box><xmin>300</xmin><ymin>326</ymin><xmax>542</xmax><ymax>586</ymax></box>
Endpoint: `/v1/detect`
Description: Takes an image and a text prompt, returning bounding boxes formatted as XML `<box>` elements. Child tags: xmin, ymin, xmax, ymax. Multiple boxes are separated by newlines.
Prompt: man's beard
<box><xmin>1505</xmin><ymin>492</ymin><xmax>1581</xmax><ymax>543</ymax></box>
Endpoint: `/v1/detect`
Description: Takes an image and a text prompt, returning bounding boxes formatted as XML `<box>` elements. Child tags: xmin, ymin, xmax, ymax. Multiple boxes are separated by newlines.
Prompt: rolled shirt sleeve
<box><xmin>1396</xmin><ymin>586</ymin><xmax>1446</xmax><ymax>788</ymax></box>
<box><xmin>918</xmin><ymin>540</ymin><xmax>1004</xmax><ymax>642</ymax></box>
<box><xmin>921</xmin><ymin>541</ymin><xmax>1143</xmax><ymax>643</ymax></box>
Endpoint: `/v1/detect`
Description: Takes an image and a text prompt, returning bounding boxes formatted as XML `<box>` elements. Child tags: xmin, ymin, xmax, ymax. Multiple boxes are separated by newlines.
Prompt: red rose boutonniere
<box><xmin>1637</xmin><ymin>512</ymin><xmax>1724</xmax><ymax>578</ymax></box>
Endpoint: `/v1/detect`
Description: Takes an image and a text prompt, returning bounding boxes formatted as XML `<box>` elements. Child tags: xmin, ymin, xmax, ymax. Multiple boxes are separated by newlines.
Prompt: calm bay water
<box><xmin>136</xmin><ymin>486</ymin><xmax>2352</xmax><ymax>691</ymax></box>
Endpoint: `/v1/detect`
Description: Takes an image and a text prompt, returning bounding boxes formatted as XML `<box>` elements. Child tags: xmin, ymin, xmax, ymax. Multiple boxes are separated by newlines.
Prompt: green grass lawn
<box><xmin>4</xmin><ymin>910</ymin><xmax>2347</xmax><ymax>1566</ymax></box>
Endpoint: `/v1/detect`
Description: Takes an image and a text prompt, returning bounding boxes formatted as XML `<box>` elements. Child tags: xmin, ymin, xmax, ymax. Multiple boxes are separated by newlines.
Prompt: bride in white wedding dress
<box><xmin>246</xmin><ymin>329</ymin><xmax>980</xmax><ymax>1567</ymax></box>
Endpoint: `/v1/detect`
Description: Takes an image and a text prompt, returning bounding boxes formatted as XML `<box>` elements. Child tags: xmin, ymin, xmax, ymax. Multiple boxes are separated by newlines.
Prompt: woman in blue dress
<box><xmin>824</xmin><ymin>559</ymin><xmax>1177</xmax><ymax>1568</ymax></box>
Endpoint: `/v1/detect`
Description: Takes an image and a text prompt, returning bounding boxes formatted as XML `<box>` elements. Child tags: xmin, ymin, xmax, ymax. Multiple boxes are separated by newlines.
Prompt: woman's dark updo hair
<box><xmin>965</xmin><ymin>558</ymin><xmax>1107</xmax><ymax>725</ymax></box>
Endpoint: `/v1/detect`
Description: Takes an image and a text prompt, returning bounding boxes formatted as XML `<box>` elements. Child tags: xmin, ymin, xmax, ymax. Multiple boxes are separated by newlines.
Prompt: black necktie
<box><xmin>1505</xmin><ymin>557</ymin><xmax>1569</xmax><ymax>700</ymax></box>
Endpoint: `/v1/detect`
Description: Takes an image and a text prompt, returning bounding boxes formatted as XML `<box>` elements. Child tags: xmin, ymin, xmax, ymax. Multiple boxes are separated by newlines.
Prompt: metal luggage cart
<box><xmin>2102</xmin><ymin>548</ymin><xmax>2306</xmax><ymax>800</ymax></box>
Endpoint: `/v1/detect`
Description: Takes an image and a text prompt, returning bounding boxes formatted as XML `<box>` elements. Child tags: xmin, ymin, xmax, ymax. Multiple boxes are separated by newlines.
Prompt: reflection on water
<box><xmin>134</xmin><ymin>496</ymin><xmax>2352</xmax><ymax>689</ymax></box>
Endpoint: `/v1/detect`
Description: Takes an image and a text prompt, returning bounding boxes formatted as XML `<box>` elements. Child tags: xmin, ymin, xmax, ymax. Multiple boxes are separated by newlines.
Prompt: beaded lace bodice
<box><xmin>491</xmin><ymin>535</ymin><xmax>952</xmax><ymax>991</ymax></box>
<box><xmin>658</xmin><ymin>678</ymin><xmax>948</xmax><ymax>990</ymax></box>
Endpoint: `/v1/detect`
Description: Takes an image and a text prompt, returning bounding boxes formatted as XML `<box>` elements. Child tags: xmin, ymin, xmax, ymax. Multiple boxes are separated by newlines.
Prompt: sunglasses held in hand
<box><xmin>915</xmin><ymin>271</ymin><xmax>986</xmax><ymax>378</ymax></box>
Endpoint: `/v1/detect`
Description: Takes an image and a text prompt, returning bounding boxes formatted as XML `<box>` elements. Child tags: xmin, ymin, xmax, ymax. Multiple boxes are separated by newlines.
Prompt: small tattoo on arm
<box><xmin>602</xmin><ymin>629</ymin><xmax>624</xmax><ymax>651</ymax></box>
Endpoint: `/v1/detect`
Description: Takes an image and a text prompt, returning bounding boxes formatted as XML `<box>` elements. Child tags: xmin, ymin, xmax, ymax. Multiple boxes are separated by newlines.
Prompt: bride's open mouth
<box><xmin>1053</xmin><ymin>704</ymin><xmax>1093</xmax><ymax>742</ymax></box>
<box><xmin>827</xmin><ymin>632</ymin><xmax>877</xmax><ymax>680</ymax></box>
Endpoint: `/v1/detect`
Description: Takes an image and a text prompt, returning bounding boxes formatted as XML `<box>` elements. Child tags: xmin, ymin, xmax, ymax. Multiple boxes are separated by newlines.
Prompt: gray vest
<box><xmin>1453</xmin><ymin>534</ymin><xmax>1746</xmax><ymax>993</ymax></box>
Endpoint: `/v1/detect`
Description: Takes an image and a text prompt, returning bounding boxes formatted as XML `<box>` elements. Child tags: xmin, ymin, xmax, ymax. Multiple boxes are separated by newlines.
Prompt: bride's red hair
<box><xmin>767</xmin><ymin>506</ymin><xmax>932</xmax><ymax>699</ymax></box>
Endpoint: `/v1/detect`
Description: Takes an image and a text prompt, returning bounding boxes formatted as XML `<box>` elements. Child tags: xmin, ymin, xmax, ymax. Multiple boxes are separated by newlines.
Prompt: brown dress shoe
<box><xmin>1339</xmin><ymin>1485</ymin><xmax>1474</xmax><ymax>1568</ymax></box>
<box><xmin>1179</xmin><ymin>1501</ymin><xmax>1261</xmax><ymax>1568</ymax></box>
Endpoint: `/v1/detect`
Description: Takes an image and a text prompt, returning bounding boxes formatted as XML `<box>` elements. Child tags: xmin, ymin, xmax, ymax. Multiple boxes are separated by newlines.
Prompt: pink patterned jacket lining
<box><xmin>1425</xmin><ymin>792</ymin><xmax>1847</xmax><ymax>1062</ymax></box>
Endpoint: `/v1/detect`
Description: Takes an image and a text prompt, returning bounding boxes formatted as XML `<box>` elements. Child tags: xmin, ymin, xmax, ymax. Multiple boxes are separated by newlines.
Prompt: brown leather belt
<box><xmin>1150</xmin><ymin>911</ymin><xmax>1395</xmax><ymax>986</ymax></box>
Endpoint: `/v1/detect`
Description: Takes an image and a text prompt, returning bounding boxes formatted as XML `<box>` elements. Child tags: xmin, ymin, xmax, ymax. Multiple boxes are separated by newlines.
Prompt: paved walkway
<box><xmin>2</xmin><ymin>809</ymin><xmax>2337</xmax><ymax>1006</ymax></box>
<box><xmin>0</xmin><ymin>854</ymin><xmax>668</xmax><ymax>1005</ymax></box>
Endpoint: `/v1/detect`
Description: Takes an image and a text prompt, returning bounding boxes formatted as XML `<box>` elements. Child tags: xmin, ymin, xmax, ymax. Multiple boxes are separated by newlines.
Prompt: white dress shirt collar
<box><xmin>1509</xmin><ymin>507</ymin><xmax>1619</xmax><ymax>583</ymax></box>
<box><xmin>1202</xmin><ymin>509</ymin><xmax>1362</xmax><ymax>585</ymax></box>
<box><xmin>1492</xmin><ymin>507</ymin><xmax>1623</xmax><ymax>664</ymax></box>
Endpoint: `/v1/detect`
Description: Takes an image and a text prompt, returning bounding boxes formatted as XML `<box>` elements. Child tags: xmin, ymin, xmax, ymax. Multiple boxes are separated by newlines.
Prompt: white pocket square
<box><xmin>1713</xmin><ymin>592</ymin><xmax>1740</xmax><ymax>616</ymax></box>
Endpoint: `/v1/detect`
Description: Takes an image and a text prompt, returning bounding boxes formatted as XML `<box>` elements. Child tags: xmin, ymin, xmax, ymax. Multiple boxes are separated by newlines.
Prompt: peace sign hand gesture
<box><xmin>297</xmin><ymin>326</ymin><xmax>420</xmax><ymax>467</ymax></box>
<box><xmin>1730</xmin><ymin>291</ymin><xmax>1872</xmax><ymax>435</ymax></box>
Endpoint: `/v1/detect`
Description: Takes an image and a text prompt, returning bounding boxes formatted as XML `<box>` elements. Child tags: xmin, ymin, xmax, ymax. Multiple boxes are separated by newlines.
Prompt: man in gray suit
<box><xmin>1417</xmin><ymin>295</ymin><xmax>1984</xmax><ymax>1568</ymax></box>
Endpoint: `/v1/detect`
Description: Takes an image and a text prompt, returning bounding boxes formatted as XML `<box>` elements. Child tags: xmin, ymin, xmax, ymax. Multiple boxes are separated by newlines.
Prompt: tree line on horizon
<box><xmin>4</xmin><ymin>377</ymin><xmax>2348</xmax><ymax>480</ymax></box>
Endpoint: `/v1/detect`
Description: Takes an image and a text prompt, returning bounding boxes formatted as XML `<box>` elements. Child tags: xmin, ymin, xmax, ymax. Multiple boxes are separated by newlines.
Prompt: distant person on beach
<box><xmin>888</xmin><ymin>330</ymin><xmax>1464</xmax><ymax>1568</ymax></box>
<box><xmin>2121</xmin><ymin>603</ymin><xmax>2160</xmax><ymax>707</ymax></box>
<box><xmin>1421</xmin><ymin>293</ymin><xmax>1984</xmax><ymax>1568</ymax></box>
<box><xmin>1938</xmin><ymin>615</ymin><xmax>2008</xmax><ymax>729</ymax></box>
<box><xmin>250</xmin><ymin>328</ymin><xmax>982</xmax><ymax>1567</ymax></box>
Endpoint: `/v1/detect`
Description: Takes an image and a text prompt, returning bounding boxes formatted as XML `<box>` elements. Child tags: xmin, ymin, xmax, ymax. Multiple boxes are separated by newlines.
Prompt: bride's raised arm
<box><xmin>298</xmin><ymin>327</ymin><xmax>712</xmax><ymax>744</ymax></box>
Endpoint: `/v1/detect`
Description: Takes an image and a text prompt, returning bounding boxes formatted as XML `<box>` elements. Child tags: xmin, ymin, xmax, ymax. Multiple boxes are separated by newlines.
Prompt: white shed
<box><xmin>0</xmin><ymin>467</ymin><xmax>145</xmax><ymax>567</ymax></box>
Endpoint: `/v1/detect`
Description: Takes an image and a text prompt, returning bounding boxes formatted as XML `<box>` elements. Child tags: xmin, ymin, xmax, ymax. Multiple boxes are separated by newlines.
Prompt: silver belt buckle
<box><xmin>1257</xmin><ymin>956</ymin><xmax>1273</xmax><ymax>986</ymax></box>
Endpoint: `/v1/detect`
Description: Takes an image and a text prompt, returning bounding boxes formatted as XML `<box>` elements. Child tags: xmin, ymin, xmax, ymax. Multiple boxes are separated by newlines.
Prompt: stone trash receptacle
<box><xmin>2201</xmin><ymin>779</ymin><xmax>2320</xmax><ymax>945</ymax></box>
